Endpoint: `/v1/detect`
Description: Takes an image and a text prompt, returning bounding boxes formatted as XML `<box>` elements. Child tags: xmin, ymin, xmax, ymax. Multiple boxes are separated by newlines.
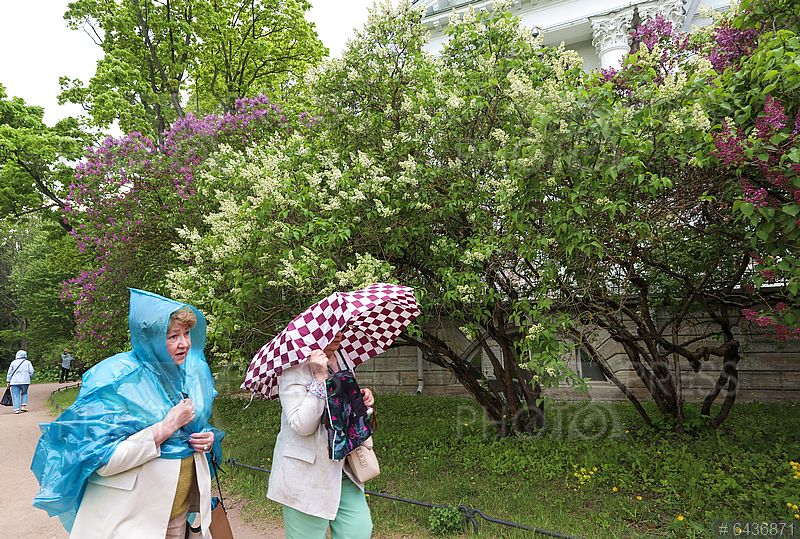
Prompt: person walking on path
<box><xmin>243</xmin><ymin>283</ymin><xmax>420</xmax><ymax>539</ymax></box>
<box><xmin>0</xmin><ymin>382</ymin><xmax>282</xmax><ymax>539</ymax></box>
<box><xmin>268</xmin><ymin>333</ymin><xmax>375</xmax><ymax>539</ymax></box>
<box><xmin>7</xmin><ymin>349</ymin><xmax>35</xmax><ymax>414</ymax></box>
<box><xmin>59</xmin><ymin>349</ymin><xmax>74</xmax><ymax>383</ymax></box>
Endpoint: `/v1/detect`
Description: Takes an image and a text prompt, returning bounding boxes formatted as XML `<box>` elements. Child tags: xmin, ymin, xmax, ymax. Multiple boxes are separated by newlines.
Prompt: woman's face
<box><xmin>166</xmin><ymin>322</ymin><xmax>192</xmax><ymax>366</ymax></box>
<box><xmin>323</xmin><ymin>332</ymin><xmax>344</xmax><ymax>357</ymax></box>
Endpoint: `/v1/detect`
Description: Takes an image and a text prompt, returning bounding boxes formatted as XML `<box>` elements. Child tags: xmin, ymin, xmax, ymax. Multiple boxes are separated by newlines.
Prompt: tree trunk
<box><xmin>622</xmin><ymin>342</ymin><xmax>671</xmax><ymax>415</ymax></box>
<box><xmin>407</xmin><ymin>329</ymin><xmax>545</xmax><ymax>437</ymax></box>
<box><xmin>407</xmin><ymin>333</ymin><xmax>507</xmax><ymax>429</ymax></box>
<box><xmin>671</xmin><ymin>336</ymin><xmax>685</xmax><ymax>432</ymax></box>
<box><xmin>702</xmin><ymin>340</ymin><xmax>740</xmax><ymax>427</ymax></box>
<box><xmin>578</xmin><ymin>336</ymin><xmax>654</xmax><ymax>427</ymax></box>
<box><xmin>485</xmin><ymin>324</ymin><xmax>545</xmax><ymax>436</ymax></box>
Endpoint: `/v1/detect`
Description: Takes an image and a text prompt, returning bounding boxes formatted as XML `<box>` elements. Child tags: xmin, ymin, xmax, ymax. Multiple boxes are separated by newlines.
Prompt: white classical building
<box><xmin>413</xmin><ymin>0</ymin><xmax>731</xmax><ymax>69</ymax></box>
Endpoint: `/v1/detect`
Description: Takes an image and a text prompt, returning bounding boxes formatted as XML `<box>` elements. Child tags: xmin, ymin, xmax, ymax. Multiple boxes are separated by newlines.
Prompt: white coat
<box><xmin>266</xmin><ymin>362</ymin><xmax>364</xmax><ymax>520</ymax></box>
<box><xmin>70</xmin><ymin>426</ymin><xmax>213</xmax><ymax>539</ymax></box>
<box><xmin>7</xmin><ymin>350</ymin><xmax>34</xmax><ymax>384</ymax></box>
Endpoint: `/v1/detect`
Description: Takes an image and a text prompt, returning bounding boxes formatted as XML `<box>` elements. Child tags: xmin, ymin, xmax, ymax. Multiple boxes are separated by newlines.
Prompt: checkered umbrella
<box><xmin>242</xmin><ymin>283</ymin><xmax>420</xmax><ymax>399</ymax></box>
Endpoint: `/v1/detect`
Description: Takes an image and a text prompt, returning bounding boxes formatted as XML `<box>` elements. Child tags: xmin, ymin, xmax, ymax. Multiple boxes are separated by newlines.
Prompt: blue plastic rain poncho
<box><xmin>31</xmin><ymin>289</ymin><xmax>224</xmax><ymax>532</ymax></box>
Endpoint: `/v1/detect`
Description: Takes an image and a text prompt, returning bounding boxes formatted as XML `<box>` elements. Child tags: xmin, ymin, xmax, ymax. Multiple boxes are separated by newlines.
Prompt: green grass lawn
<box><xmin>48</xmin><ymin>385</ymin><xmax>82</xmax><ymax>414</ymax></box>
<box><xmin>48</xmin><ymin>388</ymin><xmax>800</xmax><ymax>538</ymax></box>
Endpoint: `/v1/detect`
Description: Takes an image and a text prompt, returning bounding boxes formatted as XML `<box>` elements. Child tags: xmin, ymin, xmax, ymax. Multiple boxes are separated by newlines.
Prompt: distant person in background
<box><xmin>7</xmin><ymin>349</ymin><xmax>35</xmax><ymax>414</ymax></box>
<box><xmin>60</xmin><ymin>349</ymin><xmax>74</xmax><ymax>383</ymax></box>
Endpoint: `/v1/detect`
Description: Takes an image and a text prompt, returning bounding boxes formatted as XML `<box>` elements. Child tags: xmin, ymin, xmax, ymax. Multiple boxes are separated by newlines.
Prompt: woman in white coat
<box><xmin>32</xmin><ymin>289</ymin><xmax>223</xmax><ymax>539</ymax></box>
<box><xmin>268</xmin><ymin>332</ymin><xmax>375</xmax><ymax>539</ymax></box>
<box><xmin>6</xmin><ymin>349</ymin><xmax>34</xmax><ymax>413</ymax></box>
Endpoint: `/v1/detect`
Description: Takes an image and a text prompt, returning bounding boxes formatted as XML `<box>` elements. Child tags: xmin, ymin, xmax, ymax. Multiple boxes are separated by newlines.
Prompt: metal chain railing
<box><xmin>50</xmin><ymin>382</ymin><xmax>82</xmax><ymax>395</ymax></box>
<box><xmin>226</xmin><ymin>458</ymin><xmax>581</xmax><ymax>538</ymax></box>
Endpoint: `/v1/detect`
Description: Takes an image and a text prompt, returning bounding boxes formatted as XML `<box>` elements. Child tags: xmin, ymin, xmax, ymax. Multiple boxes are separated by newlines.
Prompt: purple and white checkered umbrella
<box><xmin>242</xmin><ymin>283</ymin><xmax>420</xmax><ymax>399</ymax></box>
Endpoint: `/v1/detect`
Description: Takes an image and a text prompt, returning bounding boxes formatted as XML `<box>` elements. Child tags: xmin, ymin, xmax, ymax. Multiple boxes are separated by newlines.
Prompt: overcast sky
<box><xmin>0</xmin><ymin>0</ymin><xmax>377</xmax><ymax>126</ymax></box>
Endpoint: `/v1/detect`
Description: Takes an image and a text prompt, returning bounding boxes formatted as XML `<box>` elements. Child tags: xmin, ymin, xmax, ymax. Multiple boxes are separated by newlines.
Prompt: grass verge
<box><xmin>47</xmin><ymin>386</ymin><xmax>80</xmax><ymax>414</ymax></box>
<box><xmin>212</xmin><ymin>395</ymin><xmax>800</xmax><ymax>539</ymax></box>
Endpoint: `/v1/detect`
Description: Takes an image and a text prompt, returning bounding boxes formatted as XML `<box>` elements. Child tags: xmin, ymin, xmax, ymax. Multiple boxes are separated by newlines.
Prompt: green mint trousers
<box><xmin>283</xmin><ymin>476</ymin><xmax>373</xmax><ymax>539</ymax></box>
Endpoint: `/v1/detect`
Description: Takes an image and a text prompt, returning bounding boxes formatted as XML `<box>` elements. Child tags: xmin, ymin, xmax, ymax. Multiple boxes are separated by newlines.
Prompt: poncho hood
<box><xmin>31</xmin><ymin>289</ymin><xmax>223</xmax><ymax>532</ymax></box>
<box><xmin>128</xmin><ymin>288</ymin><xmax>207</xmax><ymax>401</ymax></box>
<box><xmin>15</xmin><ymin>349</ymin><xmax>27</xmax><ymax>361</ymax></box>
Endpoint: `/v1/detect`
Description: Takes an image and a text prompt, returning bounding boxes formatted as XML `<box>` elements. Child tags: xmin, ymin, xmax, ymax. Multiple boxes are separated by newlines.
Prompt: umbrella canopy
<box><xmin>242</xmin><ymin>283</ymin><xmax>420</xmax><ymax>399</ymax></box>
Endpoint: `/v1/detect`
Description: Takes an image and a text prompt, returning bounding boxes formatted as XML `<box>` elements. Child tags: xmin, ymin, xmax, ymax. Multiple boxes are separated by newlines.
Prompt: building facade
<box><xmin>413</xmin><ymin>0</ymin><xmax>731</xmax><ymax>69</ymax></box>
<box><xmin>362</xmin><ymin>318</ymin><xmax>800</xmax><ymax>402</ymax></box>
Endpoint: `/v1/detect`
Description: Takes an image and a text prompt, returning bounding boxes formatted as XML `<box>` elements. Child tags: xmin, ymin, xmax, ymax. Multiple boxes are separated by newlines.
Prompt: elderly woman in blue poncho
<box><xmin>31</xmin><ymin>289</ymin><xmax>224</xmax><ymax>539</ymax></box>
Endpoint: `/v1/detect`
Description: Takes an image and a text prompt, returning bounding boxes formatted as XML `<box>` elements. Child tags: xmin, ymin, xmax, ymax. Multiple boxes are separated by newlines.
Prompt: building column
<box><xmin>590</xmin><ymin>8</ymin><xmax>635</xmax><ymax>69</ymax></box>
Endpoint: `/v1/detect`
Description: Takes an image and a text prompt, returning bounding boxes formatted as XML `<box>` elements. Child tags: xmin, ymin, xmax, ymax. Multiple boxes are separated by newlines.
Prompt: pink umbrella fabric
<box><xmin>242</xmin><ymin>283</ymin><xmax>420</xmax><ymax>399</ymax></box>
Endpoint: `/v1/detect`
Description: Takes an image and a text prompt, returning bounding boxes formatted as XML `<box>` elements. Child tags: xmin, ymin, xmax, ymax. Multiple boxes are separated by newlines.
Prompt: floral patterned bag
<box><xmin>325</xmin><ymin>368</ymin><xmax>373</xmax><ymax>460</ymax></box>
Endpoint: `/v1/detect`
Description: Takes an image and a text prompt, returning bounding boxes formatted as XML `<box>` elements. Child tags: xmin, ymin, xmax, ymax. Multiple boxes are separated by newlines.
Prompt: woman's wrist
<box><xmin>153</xmin><ymin>418</ymin><xmax>177</xmax><ymax>445</ymax></box>
<box><xmin>306</xmin><ymin>379</ymin><xmax>327</xmax><ymax>399</ymax></box>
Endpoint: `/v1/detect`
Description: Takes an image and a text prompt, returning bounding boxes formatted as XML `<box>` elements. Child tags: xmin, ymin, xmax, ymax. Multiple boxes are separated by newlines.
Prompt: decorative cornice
<box><xmin>590</xmin><ymin>8</ymin><xmax>634</xmax><ymax>56</ymax></box>
<box><xmin>417</xmin><ymin>0</ymin><xmax>719</xmax><ymax>60</ymax></box>
<box><xmin>637</xmin><ymin>0</ymin><xmax>686</xmax><ymax>28</ymax></box>
<box><xmin>417</xmin><ymin>0</ymin><xmax>543</xmax><ymax>19</ymax></box>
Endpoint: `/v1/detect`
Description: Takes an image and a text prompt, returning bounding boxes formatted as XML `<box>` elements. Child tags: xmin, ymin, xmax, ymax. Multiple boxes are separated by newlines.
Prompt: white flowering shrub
<box><xmin>164</xmin><ymin>0</ymin><xmax>776</xmax><ymax>432</ymax></box>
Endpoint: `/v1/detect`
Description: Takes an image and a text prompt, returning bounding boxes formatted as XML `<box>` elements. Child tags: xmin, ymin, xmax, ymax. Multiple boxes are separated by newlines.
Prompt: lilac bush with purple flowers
<box><xmin>705</xmin><ymin>0</ymin><xmax>800</xmax><ymax>340</ymax></box>
<box><xmin>61</xmin><ymin>96</ymin><xmax>303</xmax><ymax>356</ymax></box>
<box><xmin>602</xmin><ymin>1</ymin><xmax>800</xmax><ymax>343</ymax></box>
<box><xmin>708</xmin><ymin>22</ymin><xmax>759</xmax><ymax>72</ymax></box>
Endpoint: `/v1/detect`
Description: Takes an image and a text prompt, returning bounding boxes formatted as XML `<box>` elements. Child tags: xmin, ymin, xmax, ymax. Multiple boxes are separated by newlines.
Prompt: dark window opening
<box><xmin>579</xmin><ymin>348</ymin><xmax>608</xmax><ymax>382</ymax></box>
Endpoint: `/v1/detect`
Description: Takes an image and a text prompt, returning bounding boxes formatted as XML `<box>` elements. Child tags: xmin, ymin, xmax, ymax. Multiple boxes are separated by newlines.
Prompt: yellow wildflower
<box><xmin>790</xmin><ymin>461</ymin><xmax>800</xmax><ymax>480</ymax></box>
<box><xmin>677</xmin><ymin>514</ymin><xmax>684</xmax><ymax>522</ymax></box>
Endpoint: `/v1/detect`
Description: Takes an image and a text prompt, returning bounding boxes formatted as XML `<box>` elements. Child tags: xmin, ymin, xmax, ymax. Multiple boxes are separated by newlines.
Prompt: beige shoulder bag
<box><xmin>347</xmin><ymin>435</ymin><xmax>380</xmax><ymax>483</ymax></box>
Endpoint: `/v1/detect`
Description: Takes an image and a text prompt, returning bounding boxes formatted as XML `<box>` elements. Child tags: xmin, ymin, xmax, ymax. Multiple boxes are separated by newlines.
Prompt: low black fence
<box><xmin>50</xmin><ymin>382</ymin><xmax>82</xmax><ymax>395</ymax></box>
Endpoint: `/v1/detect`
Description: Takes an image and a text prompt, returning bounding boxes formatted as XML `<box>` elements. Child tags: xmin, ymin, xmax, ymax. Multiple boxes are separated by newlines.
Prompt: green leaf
<box><xmin>782</xmin><ymin>205</ymin><xmax>800</xmax><ymax>217</ymax></box>
<box><xmin>735</xmin><ymin>201</ymin><xmax>756</xmax><ymax>219</ymax></box>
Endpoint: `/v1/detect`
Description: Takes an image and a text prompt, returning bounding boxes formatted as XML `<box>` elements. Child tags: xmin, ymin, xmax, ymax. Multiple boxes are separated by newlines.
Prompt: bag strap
<box><xmin>340</xmin><ymin>348</ymin><xmax>356</xmax><ymax>372</ymax></box>
<box><xmin>8</xmin><ymin>360</ymin><xmax>25</xmax><ymax>381</ymax></box>
<box><xmin>186</xmin><ymin>454</ymin><xmax>226</xmax><ymax>536</ymax></box>
<box><xmin>212</xmin><ymin>453</ymin><xmax>226</xmax><ymax>512</ymax></box>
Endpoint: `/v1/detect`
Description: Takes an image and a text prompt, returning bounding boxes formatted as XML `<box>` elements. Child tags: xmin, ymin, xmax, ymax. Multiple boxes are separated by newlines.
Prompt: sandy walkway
<box><xmin>0</xmin><ymin>382</ymin><xmax>283</xmax><ymax>538</ymax></box>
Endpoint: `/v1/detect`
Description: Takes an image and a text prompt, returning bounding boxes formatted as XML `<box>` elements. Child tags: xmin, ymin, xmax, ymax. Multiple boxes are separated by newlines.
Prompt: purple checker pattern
<box><xmin>242</xmin><ymin>283</ymin><xmax>420</xmax><ymax>399</ymax></box>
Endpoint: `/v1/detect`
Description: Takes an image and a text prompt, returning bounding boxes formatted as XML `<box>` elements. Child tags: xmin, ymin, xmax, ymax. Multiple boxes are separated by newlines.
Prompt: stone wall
<box><xmin>359</xmin><ymin>317</ymin><xmax>800</xmax><ymax>402</ymax></box>
<box><xmin>355</xmin><ymin>319</ymin><xmax>473</xmax><ymax>396</ymax></box>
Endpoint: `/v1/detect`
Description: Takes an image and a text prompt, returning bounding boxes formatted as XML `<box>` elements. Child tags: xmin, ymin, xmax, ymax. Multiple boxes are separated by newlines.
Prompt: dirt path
<box><xmin>0</xmin><ymin>382</ymin><xmax>283</xmax><ymax>538</ymax></box>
